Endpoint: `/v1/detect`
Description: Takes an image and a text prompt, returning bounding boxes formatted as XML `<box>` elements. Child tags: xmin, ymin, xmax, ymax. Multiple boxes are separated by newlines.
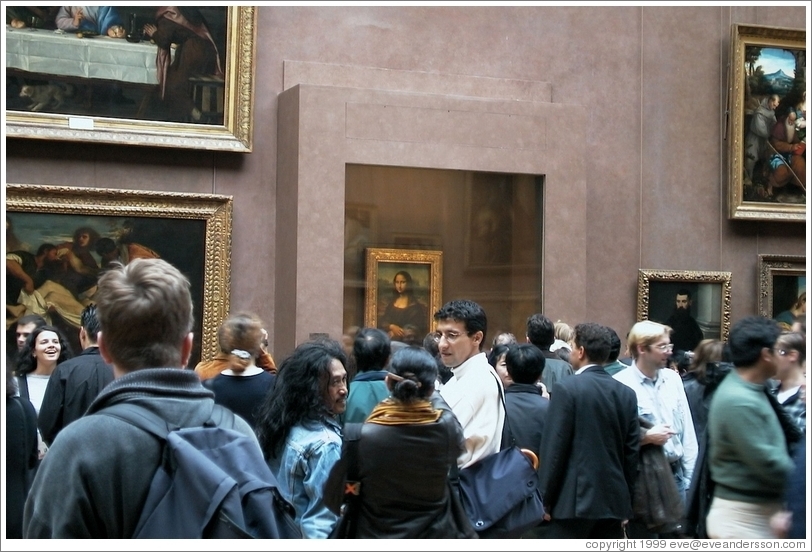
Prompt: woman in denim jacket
<box><xmin>256</xmin><ymin>339</ymin><xmax>348</xmax><ymax>538</ymax></box>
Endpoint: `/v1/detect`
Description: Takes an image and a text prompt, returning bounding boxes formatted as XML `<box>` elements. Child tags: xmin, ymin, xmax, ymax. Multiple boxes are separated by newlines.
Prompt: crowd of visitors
<box><xmin>6</xmin><ymin>258</ymin><xmax>807</xmax><ymax>540</ymax></box>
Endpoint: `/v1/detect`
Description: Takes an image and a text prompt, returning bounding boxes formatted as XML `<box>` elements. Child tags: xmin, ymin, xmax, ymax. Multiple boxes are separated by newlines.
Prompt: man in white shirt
<box><xmin>436</xmin><ymin>299</ymin><xmax>505</xmax><ymax>468</ymax></box>
<box><xmin>614</xmin><ymin>321</ymin><xmax>698</xmax><ymax>512</ymax></box>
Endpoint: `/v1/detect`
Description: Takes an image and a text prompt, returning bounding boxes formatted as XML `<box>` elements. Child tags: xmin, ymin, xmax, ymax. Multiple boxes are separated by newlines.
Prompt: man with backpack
<box><xmin>23</xmin><ymin>259</ymin><xmax>285</xmax><ymax>538</ymax></box>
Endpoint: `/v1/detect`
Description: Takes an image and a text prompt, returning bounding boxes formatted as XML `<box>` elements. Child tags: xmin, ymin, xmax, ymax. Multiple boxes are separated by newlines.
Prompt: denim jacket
<box><xmin>268</xmin><ymin>417</ymin><xmax>342</xmax><ymax>538</ymax></box>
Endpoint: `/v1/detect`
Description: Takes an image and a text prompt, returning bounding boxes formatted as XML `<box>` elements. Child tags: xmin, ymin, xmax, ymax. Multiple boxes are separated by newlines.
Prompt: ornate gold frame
<box><xmin>364</xmin><ymin>248</ymin><xmax>443</xmax><ymax>335</ymax></box>
<box><xmin>637</xmin><ymin>269</ymin><xmax>732</xmax><ymax>341</ymax></box>
<box><xmin>727</xmin><ymin>24</ymin><xmax>805</xmax><ymax>221</ymax></box>
<box><xmin>5</xmin><ymin>6</ymin><xmax>256</xmax><ymax>152</ymax></box>
<box><xmin>5</xmin><ymin>184</ymin><xmax>232</xmax><ymax>363</ymax></box>
<box><xmin>757</xmin><ymin>254</ymin><xmax>806</xmax><ymax>320</ymax></box>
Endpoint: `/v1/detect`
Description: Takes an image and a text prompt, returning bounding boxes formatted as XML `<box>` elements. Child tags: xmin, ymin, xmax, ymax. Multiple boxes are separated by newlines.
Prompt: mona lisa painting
<box><xmin>364</xmin><ymin>248</ymin><xmax>442</xmax><ymax>344</ymax></box>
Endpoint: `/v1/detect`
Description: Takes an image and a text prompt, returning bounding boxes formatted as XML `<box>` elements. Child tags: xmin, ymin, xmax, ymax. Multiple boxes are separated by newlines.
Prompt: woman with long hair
<box><xmin>14</xmin><ymin>325</ymin><xmax>73</xmax><ymax>414</ymax></box>
<box><xmin>324</xmin><ymin>346</ymin><xmax>477</xmax><ymax>538</ymax></box>
<box><xmin>14</xmin><ymin>324</ymin><xmax>73</xmax><ymax>462</ymax></box>
<box><xmin>379</xmin><ymin>270</ymin><xmax>428</xmax><ymax>343</ymax></box>
<box><xmin>254</xmin><ymin>338</ymin><xmax>348</xmax><ymax>539</ymax></box>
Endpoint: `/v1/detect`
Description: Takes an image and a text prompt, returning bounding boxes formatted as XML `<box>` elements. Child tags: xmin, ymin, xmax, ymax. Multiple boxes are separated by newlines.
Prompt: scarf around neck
<box><xmin>365</xmin><ymin>398</ymin><xmax>441</xmax><ymax>426</ymax></box>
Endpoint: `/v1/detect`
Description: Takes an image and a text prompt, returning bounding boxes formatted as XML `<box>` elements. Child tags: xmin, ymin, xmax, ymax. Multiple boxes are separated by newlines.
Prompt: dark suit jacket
<box><xmin>539</xmin><ymin>365</ymin><xmax>639</xmax><ymax>520</ymax></box>
<box><xmin>501</xmin><ymin>382</ymin><xmax>549</xmax><ymax>458</ymax></box>
<box><xmin>37</xmin><ymin>347</ymin><xmax>114</xmax><ymax>446</ymax></box>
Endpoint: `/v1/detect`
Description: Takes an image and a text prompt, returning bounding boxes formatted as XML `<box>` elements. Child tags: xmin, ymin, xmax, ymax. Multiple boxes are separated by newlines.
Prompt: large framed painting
<box><xmin>5</xmin><ymin>184</ymin><xmax>232</xmax><ymax>366</ymax></box>
<box><xmin>727</xmin><ymin>24</ymin><xmax>805</xmax><ymax>221</ymax></box>
<box><xmin>5</xmin><ymin>6</ymin><xmax>256</xmax><ymax>152</ymax></box>
<box><xmin>637</xmin><ymin>269</ymin><xmax>733</xmax><ymax>347</ymax></box>
<box><xmin>364</xmin><ymin>248</ymin><xmax>442</xmax><ymax>345</ymax></box>
<box><xmin>758</xmin><ymin>254</ymin><xmax>806</xmax><ymax>331</ymax></box>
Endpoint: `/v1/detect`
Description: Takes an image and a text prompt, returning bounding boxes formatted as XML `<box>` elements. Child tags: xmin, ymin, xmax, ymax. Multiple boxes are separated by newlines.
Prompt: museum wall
<box><xmin>5</xmin><ymin>5</ymin><xmax>807</xmax><ymax>359</ymax></box>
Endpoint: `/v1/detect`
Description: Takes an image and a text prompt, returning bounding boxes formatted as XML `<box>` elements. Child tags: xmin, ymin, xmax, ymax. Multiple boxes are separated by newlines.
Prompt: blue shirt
<box><xmin>613</xmin><ymin>363</ymin><xmax>698</xmax><ymax>487</ymax></box>
<box><xmin>267</xmin><ymin>417</ymin><xmax>342</xmax><ymax>538</ymax></box>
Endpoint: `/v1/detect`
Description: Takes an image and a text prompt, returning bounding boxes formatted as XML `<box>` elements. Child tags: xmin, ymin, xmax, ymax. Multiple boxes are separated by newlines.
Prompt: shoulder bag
<box><xmin>450</xmin><ymin>373</ymin><xmax>545</xmax><ymax>539</ymax></box>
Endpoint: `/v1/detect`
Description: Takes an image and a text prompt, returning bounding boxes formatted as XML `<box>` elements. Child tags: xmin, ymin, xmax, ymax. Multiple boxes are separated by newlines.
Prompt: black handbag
<box><xmin>328</xmin><ymin>423</ymin><xmax>362</xmax><ymax>539</ymax></box>
<box><xmin>451</xmin><ymin>373</ymin><xmax>545</xmax><ymax>539</ymax></box>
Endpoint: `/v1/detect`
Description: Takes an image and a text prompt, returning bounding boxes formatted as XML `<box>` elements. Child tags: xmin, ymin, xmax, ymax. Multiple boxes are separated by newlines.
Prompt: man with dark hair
<box><xmin>24</xmin><ymin>259</ymin><xmax>258</xmax><ymax>537</ymax></box>
<box><xmin>705</xmin><ymin>316</ymin><xmax>794</xmax><ymax>539</ymax></box>
<box><xmin>254</xmin><ymin>339</ymin><xmax>348</xmax><ymax>538</ymax></box>
<box><xmin>343</xmin><ymin>327</ymin><xmax>391</xmax><ymax>424</ymax></box>
<box><xmin>436</xmin><ymin>299</ymin><xmax>505</xmax><ymax>468</ymax></box>
<box><xmin>539</xmin><ymin>322</ymin><xmax>639</xmax><ymax>539</ymax></box>
<box><xmin>665</xmin><ymin>288</ymin><xmax>704</xmax><ymax>354</ymax></box>
<box><xmin>603</xmin><ymin>327</ymin><xmax>627</xmax><ymax>375</ymax></box>
<box><xmin>37</xmin><ymin>304</ymin><xmax>114</xmax><ymax>447</ymax></box>
<box><xmin>526</xmin><ymin>313</ymin><xmax>573</xmax><ymax>394</ymax></box>
<box><xmin>501</xmin><ymin>343</ymin><xmax>548</xmax><ymax>457</ymax></box>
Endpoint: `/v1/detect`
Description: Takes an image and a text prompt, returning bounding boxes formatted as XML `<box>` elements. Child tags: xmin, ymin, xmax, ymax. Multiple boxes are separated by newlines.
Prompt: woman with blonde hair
<box><xmin>202</xmin><ymin>312</ymin><xmax>276</xmax><ymax>429</ymax></box>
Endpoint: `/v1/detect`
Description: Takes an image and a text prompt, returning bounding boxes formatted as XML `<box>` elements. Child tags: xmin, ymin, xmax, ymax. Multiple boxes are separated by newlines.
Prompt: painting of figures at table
<box><xmin>739</xmin><ymin>44</ymin><xmax>805</xmax><ymax>205</ymax></box>
<box><xmin>5</xmin><ymin>6</ymin><xmax>228</xmax><ymax>124</ymax></box>
<box><xmin>5</xmin><ymin>212</ymin><xmax>207</xmax><ymax>366</ymax></box>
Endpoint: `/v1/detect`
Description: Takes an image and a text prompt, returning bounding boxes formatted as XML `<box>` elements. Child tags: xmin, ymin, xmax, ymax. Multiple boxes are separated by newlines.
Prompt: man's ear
<box><xmin>180</xmin><ymin>332</ymin><xmax>194</xmax><ymax>367</ymax></box>
<box><xmin>97</xmin><ymin>332</ymin><xmax>114</xmax><ymax>364</ymax></box>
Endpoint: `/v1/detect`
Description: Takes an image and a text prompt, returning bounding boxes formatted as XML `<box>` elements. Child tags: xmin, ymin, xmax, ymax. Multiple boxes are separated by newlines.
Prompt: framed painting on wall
<box><xmin>727</xmin><ymin>23</ymin><xmax>805</xmax><ymax>221</ymax></box>
<box><xmin>758</xmin><ymin>254</ymin><xmax>806</xmax><ymax>331</ymax></box>
<box><xmin>364</xmin><ymin>248</ymin><xmax>442</xmax><ymax>345</ymax></box>
<box><xmin>5</xmin><ymin>184</ymin><xmax>232</xmax><ymax>366</ymax></box>
<box><xmin>637</xmin><ymin>269</ymin><xmax>733</xmax><ymax>347</ymax></box>
<box><xmin>5</xmin><ymin>6</ymin><xmax>256</xmax><ymax>152</ymax></box>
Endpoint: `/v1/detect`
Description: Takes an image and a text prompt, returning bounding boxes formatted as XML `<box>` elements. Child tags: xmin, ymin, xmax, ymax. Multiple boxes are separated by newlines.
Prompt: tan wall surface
<box><xmin>5</xmin><ymin>6</ymin><xmax>808</xmax><ymax>359</ymax></box>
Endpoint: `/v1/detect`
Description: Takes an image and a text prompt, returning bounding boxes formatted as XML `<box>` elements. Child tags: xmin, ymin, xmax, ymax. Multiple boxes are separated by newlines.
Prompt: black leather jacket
<box><xmin>324</xmin><ymin>407</ymin><xmax>477</xmax><ymax>538</ymax></box>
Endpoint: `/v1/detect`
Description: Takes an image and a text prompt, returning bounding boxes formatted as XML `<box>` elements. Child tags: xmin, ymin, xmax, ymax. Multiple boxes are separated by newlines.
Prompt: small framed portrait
<box><xmin>5</xmin><ymin>184</ymin><xmax>232</xmax><ymax>365</ymax></box>
<box><xmin>727</xmin><ymin>23</ymin><xmax>805</xmax><ymax>221</ymax></box>
<box><xmin>364</xmin><ymin>248</ymin><xmax>442</xmax><ymax>345</ymax></box>
<box><xmin>637</xmin><ymin>269</ymin><xmax>733</xmax><ymax>348</ymax></box>
<box><xmin>758</xmin><ymin>254</ymin><xmax>806</xmax><ymax>331</ymax></box>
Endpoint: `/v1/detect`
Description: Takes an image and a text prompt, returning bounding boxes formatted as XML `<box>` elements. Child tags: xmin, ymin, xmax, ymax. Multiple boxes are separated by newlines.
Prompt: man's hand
<box><xmin>643</xmin><ymin>424</ymin><xmax>675</xmax><ymax>446</ymax></box>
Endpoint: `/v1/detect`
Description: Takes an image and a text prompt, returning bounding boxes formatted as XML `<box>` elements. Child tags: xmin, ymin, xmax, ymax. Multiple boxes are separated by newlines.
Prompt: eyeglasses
<box><xmin>653</xmin><ymin>343</ymin><xmax>674</xmax><ymax>352</ymax></box>
<box><xmin>772</xmin><ymin>347</ymin><xmax>789</xmax><ymax>356</ymax></box>
<box><xmin>435</xmin><ymin>331</ymin><xmax>469</xmax><ymax>344</ymax></box>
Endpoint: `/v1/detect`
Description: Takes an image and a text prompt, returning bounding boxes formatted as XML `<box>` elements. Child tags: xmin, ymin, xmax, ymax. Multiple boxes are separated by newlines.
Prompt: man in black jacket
<box><xmin>38</xmin><ymin>304</ymin><xmax>114</xmax><ymax>447</ymax></box>
<box><xmin>501</xmin><ymin>343</ymin><xmax>548</xmax><ymax>458</ymax></box>
<box><xmin>538</xmin><ymin>322</ymin><xmax>639</xmax><ymax>539</ymax></box>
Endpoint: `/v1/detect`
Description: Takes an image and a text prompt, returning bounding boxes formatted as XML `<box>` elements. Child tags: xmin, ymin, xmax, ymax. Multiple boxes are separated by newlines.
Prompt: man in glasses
<box><xmin>614</xmin><ymin>320</ymin><xmax>698</xmax><ymax>537</ymax></box>
<box><xmin>435</xmin><ymin>299</ymin><xmax>505</xmax><ymax>469</ymax></box>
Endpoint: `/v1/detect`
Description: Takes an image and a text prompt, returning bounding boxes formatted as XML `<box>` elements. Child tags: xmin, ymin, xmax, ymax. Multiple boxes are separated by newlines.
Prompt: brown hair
<box><xmin>94</xmin><ymin>259</ymin><xmax>193</xmax><ymax>371</ymax></box>
<box><xmin>217</xmin><ymin>312</ymin><xmax>264</xmax><ymax>373</ymax></box>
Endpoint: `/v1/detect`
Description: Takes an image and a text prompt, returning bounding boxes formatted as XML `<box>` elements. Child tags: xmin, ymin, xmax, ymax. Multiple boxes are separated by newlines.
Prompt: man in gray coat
<box><xmin>24</xmin><ymin>259</ymin><xmax>257</xmax><ymax>538</ymax></box>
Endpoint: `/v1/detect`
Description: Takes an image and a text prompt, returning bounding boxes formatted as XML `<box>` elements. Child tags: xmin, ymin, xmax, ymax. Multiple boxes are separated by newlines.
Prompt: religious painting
<box><xmin>758</xmin><ymin>254</ymin><xmax>806</xmax><ymax>331</ymax></box>
<box><xmin>637</xmin><ymin>269</ymin><xmax>732</xmax><ymax>347</ymax></box>
<box><xmin>5</xmin><ymin>184</ymin><xmax>232</xmax><ymax>366</ymax></box>
<box><xmin>364</xmin><ymin>248</ymin><xmax>442</xmax><ymax>345</ymax></box>
<box><xmin>727</xmin><ymin>24</ymin><xmax>805</xmax><ymax>221</ymax></box>
<box><xmin>5</xmin><ymin>6</ymin><xmax>256</xmax><ymax>151</ymax></box>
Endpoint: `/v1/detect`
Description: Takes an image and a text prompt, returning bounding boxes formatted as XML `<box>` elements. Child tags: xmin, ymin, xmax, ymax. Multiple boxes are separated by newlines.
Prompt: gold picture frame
<box><xmin>727</xmin><ymin>23</ymin><xmax>805</xmax><ymax>221</ymax></box>
<box><xmin>5</xmin><ymin>6</ymin><xmax>256</xmax><ymax>152</ymax></box>
<box><xmin>637</xmin><ymin>269</ymin><xmax>733</xmax><ymax>343</ymax></box>
<box><xmin>364</xmin><ymin>248</ymin><xmax>442</xmax><ymax>343</ymax></box>
<box><xmin>757</xmin><ymin>254</ymin><xmax>806</xmax><ymax>329</ymax></box>
<box><xmin>5</xmin><ymin>184</ymin><xmax>232</xmax><ymax>365</ymax></box>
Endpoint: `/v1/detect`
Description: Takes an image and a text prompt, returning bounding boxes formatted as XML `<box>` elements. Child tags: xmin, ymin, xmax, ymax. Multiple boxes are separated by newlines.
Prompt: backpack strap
<box><xmin>99</xmin><ymin>402</ymin><xmax>234</xmax><ymax>440</ymax></box>
<box><xmin>18</xmin><ymin>374</ymin><xmax>30</xmax><ymax>401</ymax></box>
<box><xmin>342</xmin><ymin>423</ymin><xmax>362</xmax><ymax>489</ymax></box>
